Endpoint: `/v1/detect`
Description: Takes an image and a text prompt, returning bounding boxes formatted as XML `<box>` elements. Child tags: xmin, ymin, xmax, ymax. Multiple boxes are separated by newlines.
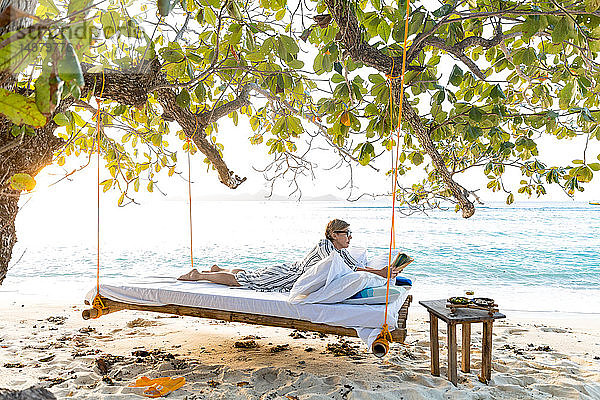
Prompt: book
<box><xmin>392</xmin><ymin>252</ymin><xmax>410</xmax><ymax>268</ymax></box>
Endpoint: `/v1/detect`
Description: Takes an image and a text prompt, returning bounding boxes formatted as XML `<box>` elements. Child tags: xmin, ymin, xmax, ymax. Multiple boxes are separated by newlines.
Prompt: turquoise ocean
<box><xmin>2</xmin><ymin>199</ymin><xmax>599</xmax><ymax>316</ymax></box>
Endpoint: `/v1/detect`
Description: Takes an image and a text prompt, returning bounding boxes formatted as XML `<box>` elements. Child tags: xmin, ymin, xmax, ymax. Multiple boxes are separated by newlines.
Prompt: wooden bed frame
<box><xmin>83</xmin><ymin>295</ymin><xmax>412</xmax><ymax>343</ymax></box>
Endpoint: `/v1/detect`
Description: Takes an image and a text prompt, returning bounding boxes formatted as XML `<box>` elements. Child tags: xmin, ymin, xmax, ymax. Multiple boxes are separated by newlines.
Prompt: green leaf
<box><xmin>35</xmin><ymin>73</ymin><xmax>63</xmax><ymax>115</ymax></box>
<box><xmin>288</xmin><ymin>116</ymin><xmax>302</xmax><ymax>135</ymax></box>
<box><xmin>464</xmin><ymin>125</ymin><xmax>482</xmax><ymax>141</ymax></box>
<box><xmin>101</xmin><ymin>11</ymin><xmax>120</xmax><ymax>38</ymax></box>
<box><xmin>448</xmin><ymin>65</ymin><xmax>463</xmax><ymax>86</ymax></box>
<box><xmin>412</xmin><ymin>152</ymin><xmax>424</xmax><ymax>165</ymax></box>
<box><xmin>432</xmin><ymin>4</ymin><xmax>452</xmax><ymax>18</ymax></box>
<box><xmin>377</xmin><ymin>20</ymin><xmax>391</xmax><ymax>43</ymax></box>
<box><xmin>552</xmin><ymin>17</ymin><xmax>573</xmax><ymax>43</ymax></box>
<box><xmin>333</xmin><ymin>61</ymin><xmax>343</xmax><ymax>75</ymax></box>
<box><xmin>279</xmin><ymin>35</ymin><xmax>299</xmax><ymax>55</ymax></box>
<box><xmin>358</xmin><ymin>143</ymin><xmax>374</xmax><ymax>165</ymax></box>
<box><xmin>469</xmin><ymin>107</ymin><xmax>482</xmax><ymax>122</ymax></box>
<box><xmin>245</xmin><ymin>51</ymin><xmax>265</xmax><ymax>62</ymax></box>
<box><xmin>490</xmin><ymin>84</ymin><xmax>506</xmax><ymax>100</ymax></box>
<box><xmin>53</xmin><ymin>112</ymin><xmax>71</xmax><ymax>126</ymax></box>
<box><xmin>577</xmin><ymin>166</ymin><xmax>593</xmax><ymax>182</ymax></box>
<box><xmin>275</xmin><ymin>8</ymin><xmax>285</xmax><ymax>20</ymax></box>
<box><xmin>10</xmin><ymin>173</ymin><xmax>36</xmax><ymax>191</ymax></box>
<box><xmin>67</xmin><ymin>0</ymin><xmax>92</xmax><ymax>21</ymax></box>
<box><xmin>585</xmin><ymin>0</ymin><xmax>600</xmax><ymax>12</ymax></box>
<box><xmin>506</xmin><ymin>193</ymin><xmax>514</xmax><ymax>205</ymax></box>
<box><xmin>559</xmin><ymin>82</ymin><xmax>574</xmax><ymax>109</ymax></box>
<box><xmin>158</xmin><ymin>0</ymin><xmax>173</xmax><ymax>16</ymax></box>
<box><xmin>160</xmin><ymin>46</ymin><xmax>185</xmax><ymax>63</ymax></box>
<box><xmin>204</xmin><ymin>6</ymin><xmax>216</xmax><ymax>25</ymax></box>
<box><xmin>0</xmin><ymin>88</ymin><xmax>47</xmax><ymax>127</ymax></box>
<box><xmin>408</xmin><ymin>11</ymin><xmax>425</xmax><ymax>36</ymax></box>
<box><xmin>588</xmin><ymin>163</ymin><xmax>600</xmax><ymax>171</ymax></box>
<box><xmin>435</xmin><ymin>90</ymin><xmax>445</xmax><ymax>105</ymax></box>
<box><xmin>287</xmin><ymin>59</ymin><xmax>304</xmax><ymax>69</ymax></box>
<box><xmin>196</xmin><ymin>8</ymin><xmax>204</xmax><ymax>24</ymax></box>
<box><xmin>40</xmin><ymin>0</ymin><xmax>60</xmax><ymax>15</ymax></box>
<box><xmin>194</xmin><ymin>84</ymin><xmax>206</xmax><ymax>102</ymax></box>
<box><xmin>331</xmin><ymin>73</ymin><xmax>344</xmax><ymax>83</ymax></box>
<box><xmin>176</xmin><ymin>89</ymin><xmax>190</xmax><ymax>108</ymax></box>
<box><xmin>227</xmin><ymin>0</ymin><xmax>242</xmax><ymax>19</ymax></box>
<box><xmin>58</xmin><ymin>42</ymin><xmax>85</xmax><ymax>87</ymax></box>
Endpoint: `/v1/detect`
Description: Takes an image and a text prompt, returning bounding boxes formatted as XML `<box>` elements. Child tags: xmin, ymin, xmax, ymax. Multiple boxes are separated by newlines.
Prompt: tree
<box><xmin>1</xmin><ymin>0</ymin><xmax>599</xmax><ymax>283</ymax></box>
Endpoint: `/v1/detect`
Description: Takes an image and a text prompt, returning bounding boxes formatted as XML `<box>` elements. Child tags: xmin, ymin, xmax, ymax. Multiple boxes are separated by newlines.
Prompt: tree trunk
<box><xmin>0</xmin><ymin>0</ymin><xmax>40</xmax><ymax>285</ymax></box>
<box><xmin>0</xmin><ymin>386</ymin><xmax>57</xmax><ymax>400</ymax></box>
<box><xmin>0</xmin><ymin>196</ymin><xmax>18</xmax><ymax>284</ymax></box>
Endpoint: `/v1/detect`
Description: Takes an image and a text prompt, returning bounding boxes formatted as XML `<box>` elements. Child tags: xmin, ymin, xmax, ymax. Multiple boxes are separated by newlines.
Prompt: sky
<box><xmin>26</xmin><ymin>110</ymin><xmax>600</xmax><ymax>212</ymax></box>
<box><xmin>15</xmin><ymin>0</ymin><xmax>600</xmax><ymax>216</ymax></box>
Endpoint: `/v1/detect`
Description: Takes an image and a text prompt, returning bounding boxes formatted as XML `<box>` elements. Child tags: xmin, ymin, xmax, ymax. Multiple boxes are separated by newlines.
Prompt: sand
<box><xmin>1</xmin><ymin>301</ymin><xmax>600</xmax><ymax>399</ymax></box>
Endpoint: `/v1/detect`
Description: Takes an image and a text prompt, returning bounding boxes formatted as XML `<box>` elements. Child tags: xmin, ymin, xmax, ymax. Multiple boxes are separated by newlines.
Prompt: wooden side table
<box><xmin>419</xmin><ymin>299</ymin><xmax>506</xmax><ymax>386</ymax></box>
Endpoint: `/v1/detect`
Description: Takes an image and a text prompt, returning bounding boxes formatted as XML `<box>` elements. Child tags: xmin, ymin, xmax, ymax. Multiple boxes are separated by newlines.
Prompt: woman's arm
<box><xmin>356</xmin><ymin>266</ymin><xmax>398</xmax><ymax>278</ymax></box>
<box><xmin>356</xmin><ymin>259</ymin><xmax>413</xmax><ymax>278</ymax></box>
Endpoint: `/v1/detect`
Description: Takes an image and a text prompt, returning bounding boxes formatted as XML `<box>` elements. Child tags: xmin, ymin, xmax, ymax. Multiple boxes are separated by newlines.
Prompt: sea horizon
<box><xmin>3</xmin><ymin>200</ymin><xmax>598</xmax><ymax>317</ymax></box>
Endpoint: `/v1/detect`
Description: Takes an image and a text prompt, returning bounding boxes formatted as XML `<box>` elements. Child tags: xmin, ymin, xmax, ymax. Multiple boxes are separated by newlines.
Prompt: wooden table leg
<box><xmin>461</xmin><ymin>322</ymin><xmax>471</xmax><ymax>373</ymax></box>
<box><xmin>429</xmin><ymin>312</ymin><xmax>440</xmax><ymax>376</ymax></box>
<box><xmin>447</xmin><ymin>322</ymin><xmax>457</xmax><ymax>386</ymax></box>
<box><xmin>479</xmin><ymin>321</ymin><xmax>493</xmax><ymax>384</ymax></box>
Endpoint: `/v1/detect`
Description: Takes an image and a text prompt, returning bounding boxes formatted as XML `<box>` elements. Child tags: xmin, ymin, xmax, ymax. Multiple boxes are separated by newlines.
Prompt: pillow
<box><xmin>305</xmin><ymin>270</ymin><xmax>384</xmax><ymax>304</ymax></box>
<box><xmin>368</xmin><ymin>250</ymin><xmax>404</xmax><ymax>269</ymax></box>
<box><xmin>395</xmin><ymin>276</ymin><xmax>412</xmax><ymax>286</ymax></box>
<box><xmin>343</xmin><ymin>285</ymin><xmax>405</xmax><ymax>305</ymax></box>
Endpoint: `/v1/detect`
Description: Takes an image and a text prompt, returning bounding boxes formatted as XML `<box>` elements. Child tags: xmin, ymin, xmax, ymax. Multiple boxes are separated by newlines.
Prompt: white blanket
<box><xmin>85</xmin><ymin>276</ymin><xmax>409</xmax><ymax>347</ymax></box>
<box><xmin>288</xmin><ymin>253</ymin><xmax>387</xmax><ymax>304</ymax></box>
<box><xmin>288</xmin><ymin>250</ymin><xmax>409</xmax><ymax>346</ymax></box>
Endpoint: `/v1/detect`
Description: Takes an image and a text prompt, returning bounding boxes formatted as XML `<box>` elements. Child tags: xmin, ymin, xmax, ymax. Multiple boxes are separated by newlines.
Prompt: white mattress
<box><xmin>85</xmin><ymin>277</ymin><xmax>410</xmax><ymax>332</ymax></box>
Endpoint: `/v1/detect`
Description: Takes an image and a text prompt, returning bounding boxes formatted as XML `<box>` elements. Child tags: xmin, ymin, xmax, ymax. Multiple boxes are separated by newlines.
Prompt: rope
<box><xmin>96</xmin><ymin>71</ymin><xmax>105</xmax><ymax>296</ymax></box>
<box><xmin>186</xmin><ymin>115</ymin><xmax>199</xmax><ymax>269</ymax></box>
<box><xmin>92</xmin><ymin>70</ymin><xmax>108</xmax><ymax>318</ymax></box>
<box><xmin>186</xmin><ymin>136</ymin><xmax>194</xmax><ymax>269</ymax></box>
<box><xmin>383</xmin><ymin>0</ymin><xmax>412</xmax><ymax>330</ymax></box>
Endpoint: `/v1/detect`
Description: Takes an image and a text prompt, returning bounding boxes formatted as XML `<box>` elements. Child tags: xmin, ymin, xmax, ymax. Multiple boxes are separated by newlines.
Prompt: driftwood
<box><xmin>83</xmin><ymin>295</ymin><xmax>412</xmax><ymax>343</ymax></box>
<box><xmin>0</xmin><ymin>386</ymin><xmax>56</xmax><ymax>400</ymax></box>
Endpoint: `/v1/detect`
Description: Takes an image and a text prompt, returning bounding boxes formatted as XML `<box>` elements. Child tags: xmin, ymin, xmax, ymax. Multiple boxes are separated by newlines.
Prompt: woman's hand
<box><xmin>375</xmin><ymin>265</ymin><xmax>402</xmax><ymax>278</ymax></box>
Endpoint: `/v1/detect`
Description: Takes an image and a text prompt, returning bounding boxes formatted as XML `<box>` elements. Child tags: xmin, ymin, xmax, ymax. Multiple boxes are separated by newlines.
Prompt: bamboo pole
<box><xmin>83</xmin><ymin>295</ymin><xmax>413</xmax><ymax>343</ymax></box>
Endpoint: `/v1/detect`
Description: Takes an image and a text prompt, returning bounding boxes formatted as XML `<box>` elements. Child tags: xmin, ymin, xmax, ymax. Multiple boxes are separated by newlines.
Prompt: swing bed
<box><xmin>82</xmin><ymin>287</ymin><xmax>413</xmax><ymax>344</ymax></box>
<box><xmin>83</xmin><ymin>2</ymin><xmax>415</xmax><ymax>356</ymax></box>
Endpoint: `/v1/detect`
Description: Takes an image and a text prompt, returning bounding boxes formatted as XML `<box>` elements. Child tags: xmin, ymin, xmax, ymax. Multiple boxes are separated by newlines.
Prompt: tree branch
<box><xmin>83</xmin><ymin>59</ymin><xmax>247</xmax><ymax>189</ymax></box>
<box><xmin>324</xmin><ymin>0</ymin><xmax>475</xmax><ymax>217</ymax></box>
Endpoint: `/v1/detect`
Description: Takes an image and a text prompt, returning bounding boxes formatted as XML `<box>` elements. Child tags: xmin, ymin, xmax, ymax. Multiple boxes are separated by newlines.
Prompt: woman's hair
<box><xmin>325</xmin><ymin>219</ymin><xmax>350</xmax><ymax>241</ymax></box>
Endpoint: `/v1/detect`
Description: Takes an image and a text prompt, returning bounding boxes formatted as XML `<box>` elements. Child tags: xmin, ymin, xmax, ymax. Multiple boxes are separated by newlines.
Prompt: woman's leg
<box><xmin>202</xmin><ymin>265</ymin><xmax>244</xmax><ymax>274</ymax></box>
<box><xmin>177</xmin><ymin>269</ymin><xmax>241</xmax><ymax>286</ymax></box>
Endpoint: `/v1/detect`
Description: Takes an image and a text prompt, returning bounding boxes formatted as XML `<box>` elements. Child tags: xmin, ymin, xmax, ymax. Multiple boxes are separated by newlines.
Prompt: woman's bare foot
<box><xmin>178</xmin><ymin>268</ymin><xmax>201</xmax><ymax>281</ymax></box>
<box><xmin>201</xmin><ymin>265</ymin><xmax>223</xmax><ymax>273</ymax></box>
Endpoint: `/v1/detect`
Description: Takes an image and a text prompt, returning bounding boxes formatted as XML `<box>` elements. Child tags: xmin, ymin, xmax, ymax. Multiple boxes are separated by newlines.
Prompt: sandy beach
<box><xmin>1</xmin><ymin>300</ymin><xmax>599</xmax><ymax>399</ymax></box>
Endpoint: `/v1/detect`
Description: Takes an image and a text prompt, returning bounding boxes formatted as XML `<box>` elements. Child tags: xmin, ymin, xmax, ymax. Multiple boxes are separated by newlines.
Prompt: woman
<box><xmin>177</xmin><ymin>219</ymin><xmax>410</xmax><ymax>292</ymax></box>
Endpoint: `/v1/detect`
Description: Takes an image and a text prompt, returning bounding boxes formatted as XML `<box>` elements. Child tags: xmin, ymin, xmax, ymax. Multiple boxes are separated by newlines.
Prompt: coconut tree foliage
<box><xmin>1</xmin><ymin>0</ymin><xmax>600</xmax><ymax>282</ymax></box>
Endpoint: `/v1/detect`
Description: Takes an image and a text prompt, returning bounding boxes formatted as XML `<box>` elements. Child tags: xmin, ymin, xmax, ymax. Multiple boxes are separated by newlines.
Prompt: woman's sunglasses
<box><xmin>334</xmin><ymin>230</ymin><xmax>352</xmax><ymax>237</ymax></box>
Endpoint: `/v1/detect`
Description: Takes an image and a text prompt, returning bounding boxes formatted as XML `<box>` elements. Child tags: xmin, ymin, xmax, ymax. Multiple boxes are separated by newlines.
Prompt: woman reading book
<box><xmin>177</xmin><ymin>219</ymin><xmax>413</xmax><ymax>292</ymax></box>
